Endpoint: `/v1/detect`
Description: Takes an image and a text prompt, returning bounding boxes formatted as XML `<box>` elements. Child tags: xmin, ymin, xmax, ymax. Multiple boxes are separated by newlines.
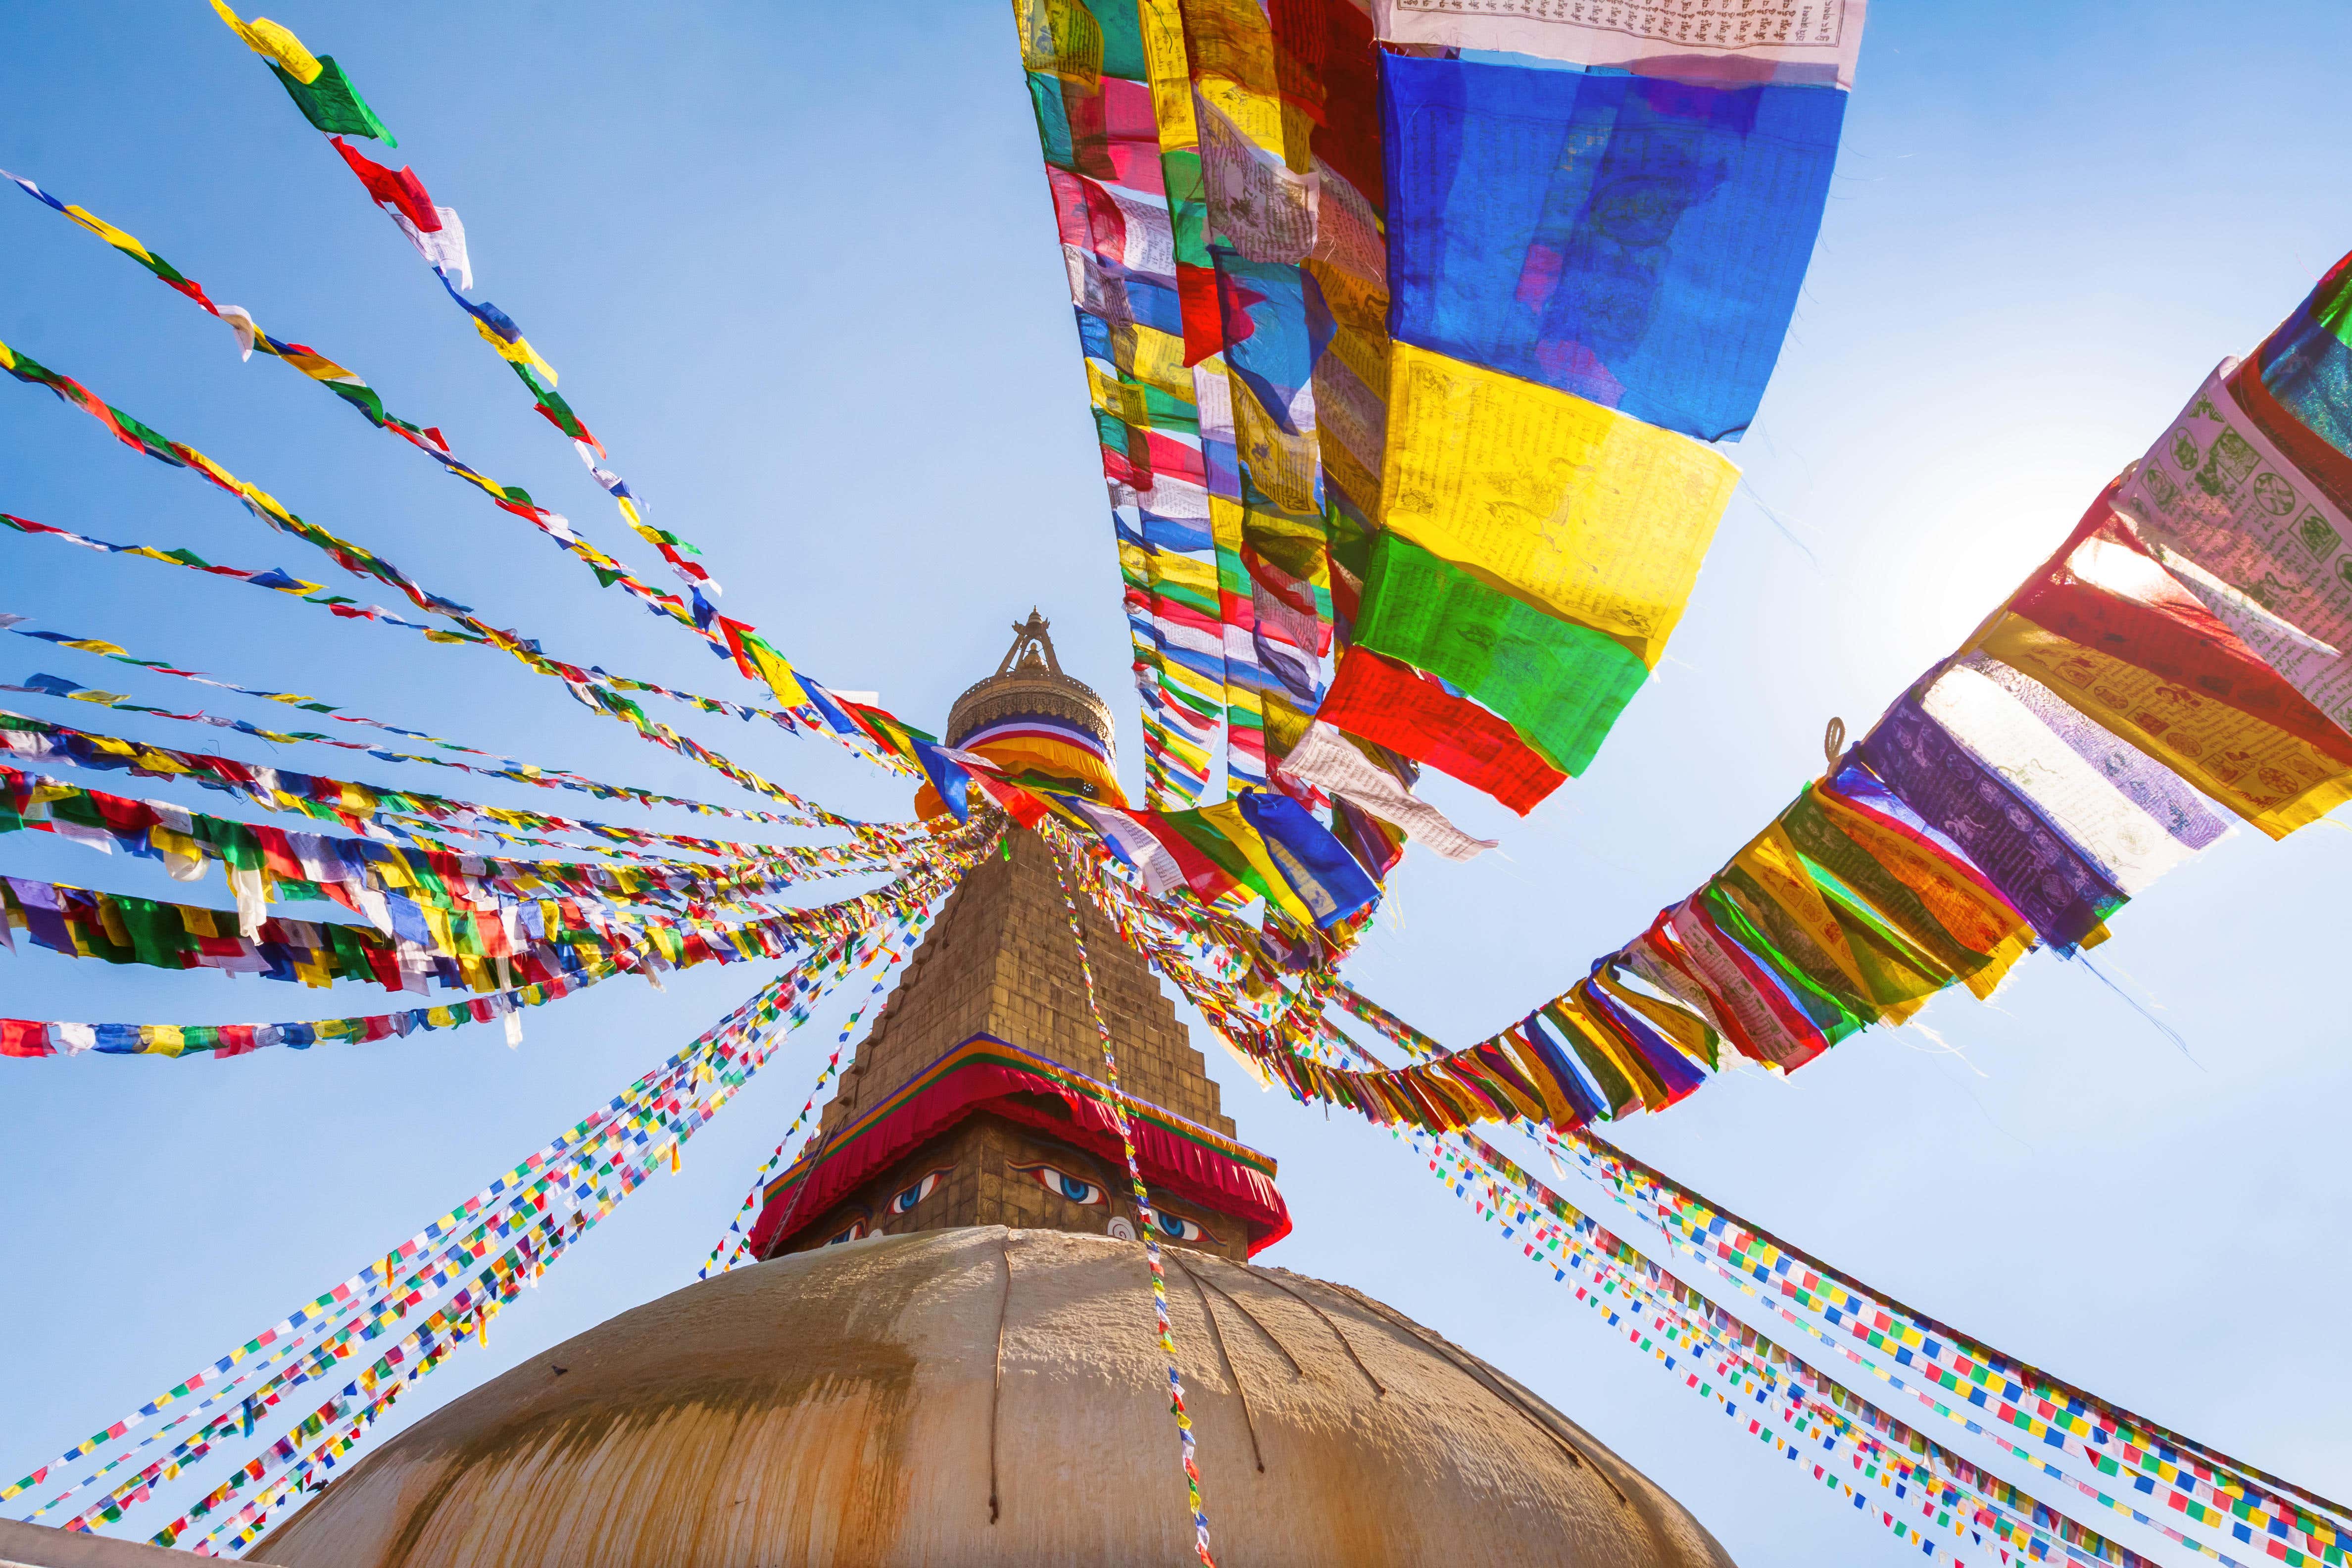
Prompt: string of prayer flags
<box><xmin>0</xmin><ymin>165</ymin><xmax>738</xmax><ymax>649</ymax></box>
<box><xmin>3</xmin><ymin>672</ymin><xmax>812</xmax><ymax>835</ymax></box>
<box><xmin>169</xmin><ymin>920</ymin><xmax>926</xmax><ymax>1553</ymax></box>
<box><xmin>8</xmin><ymin>950</ymin><xmax>614</xmax><ymax>1060</ymax></box>
<box><xmin>207</xmin><ymin>4</ymin><xmax>726</xmax><ymax>592</ymax></box>
<box><xmin>1</xmin><ymin>846</ymin><xmax>973</xmax><ymax>1061</ymax></box>
<box><xmin>0</xmin><ymin>765</ymin><xmax>914</xmax><ymax>934</ymax></box>
<box><xmin>0</xmin><ymin>513</ymin><xmax>797</xmax><ymax>734</ymax></box>
<box><xmin>0</xmin><ymin>710</ymin><xmax>913</xmax><ymax>878</ymax></box>
<box><xmin>0</xmin><ymin>691</ymin><xmax>856</xmax><ymax>843</ymax></box>
<box><xmin>13</xmin><ymin>914</ymin><xmax>931</xmax><ymax>1540</ymax></box>
<box><xmin>700</xmin><ymin>896</ymin><xmax>945</xmax><ymax>1277</ymax></box>
<box><xmin>180</xmin><ymin>20</ymin><xmax>957</xmax><ymax>781</ymax></box>
<box><xmin>0</xmin><ymin>177</ymin><xmax>955</xmax><ymax>789</ymax></box>
<box><xmin>1014</xmin><ymin>0</ymin><xmax>1234</xmax><ymax>804</ymax></box>
<box><xmin>2</xmin><ymin>508</ymin><xmax>478</xmax><ymax>642</ymax></box>
<box><xmin>0</xmin><ymin>865</ymin><xmax>740</xmax><ymax>999</ymax></box>
<box><xmin>1536</xmin><ymin>1124</ymin><xmax>2352</xmax><ymax>1568</ymax></box>
<box><xmin>1169</xmin><ymin>248</ymin><xmax>2352</xmax><ymax>1157</ymax></box>
<box><xmin>0</xmin><ymin>618</ymin><xmax>796</xmax><ymax>818</ymax></box>
<box><xmin>1425</xmin><ymin>1126</ymin><xmax>2188</xmax><ymax>1568</ymax></box>
<box><xmin>0</xmin><ymin>808</ymin><xmax>976</xmax><ymax>995</ymax></box>
<box><xmin>1174</xmin><ymin>3</ymin><xmax>1333</xmax><ymax>797</ymax></box>
<box><xmin>1044</xmin><ymin>841</ymin><xmax>1220</xmax><ymax>1564</ymax></box>
<box><xmin>0</xmin><ymin>345</ymin><xmax>852</xmax><ymax>814</ymax></box>
<box><xmin>1191</xmin><ymin>949</ymin><xmax>2319</xmax><ymax>1568</ymax></box>
<box><xmin>40</xmin><ymin>940</ymin><xmax>886</xmax><ymax>1525</ymax></box>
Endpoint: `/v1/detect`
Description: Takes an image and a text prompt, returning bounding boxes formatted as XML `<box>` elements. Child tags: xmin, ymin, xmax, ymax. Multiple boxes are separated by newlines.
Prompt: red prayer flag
<box><xmin>1318</xmin><ymin>648</ymin><xmax>1565</xmax><ymax>815</ymax></box>
<box><xmin>1135</xmin><ymin>811</ymin><xmax>1244</xmax><ymax>903</ymax></box>
<box><xmin>328</xmin><ymin>137</ymin><xmax>442</xmax><ymax>232</ymax></box>
<box><xmin>1996</xmin><ymin>491</ymin><xmax>2352</xmax><ymax>762</ymax></box>
<box><xmin>971</xmin><ymin>774</ymin><xmax>1051</xmax><ymax>829</ymax></box>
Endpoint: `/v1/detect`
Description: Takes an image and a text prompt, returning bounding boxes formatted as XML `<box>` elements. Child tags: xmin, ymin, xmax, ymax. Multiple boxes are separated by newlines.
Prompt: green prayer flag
<box><xmin>1699</xmin><ymin>882</ymin><xmax>1868</xmax><ymax>1046</ymax></box>
<box><xmin>1352</xmin><ymin>532</ymin><xmax>1647</xmax><ymax>776</ymax></box>
<box><xmin>268</xmin><ymin>57</ymin><xmax>395</xmax><ymax>145</ymax></box>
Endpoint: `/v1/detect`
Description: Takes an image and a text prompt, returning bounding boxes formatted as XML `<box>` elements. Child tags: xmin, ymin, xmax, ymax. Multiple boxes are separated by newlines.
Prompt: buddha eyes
<box><xmin>1152</xmin><ymin>1211</ymin><xmax>1213</xmax><ymax>1244</ymax></box>
<box><xmin>889</xmin><ymin>1169</ymin><xmax>949</xmax><ymax>1215</ymax></box>
<box><xmin>825</xmin><ymin>1219</ymin><xmax>868</xmax><ymax>1245</ymax></box>
<box><xmin>1015</xmin><ymin>1162</ymin><xmax>1105</xmax><ymax>1207</ymax></box>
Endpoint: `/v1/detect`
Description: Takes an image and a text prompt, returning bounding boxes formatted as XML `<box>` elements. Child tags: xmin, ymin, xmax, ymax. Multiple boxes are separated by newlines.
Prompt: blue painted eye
<box><xmin>1154</xmin><ymin>1211</ymin><xmax>1212</xmax><ymax>1243</ymax></box>
<box><xmin>889</xmin><ymin>1169</ymin><xmax>948</xmax><ymax>1215</ymax></box>
<box><xmin>1015</xmin><ymin>1163</ymin><xmax>1105</xmax><ymax>1207</ymax></box>
<box><xmin>826</xmin><ymin>1219</ymin><xmax>867</xmax><ymax>1245</ymax></box>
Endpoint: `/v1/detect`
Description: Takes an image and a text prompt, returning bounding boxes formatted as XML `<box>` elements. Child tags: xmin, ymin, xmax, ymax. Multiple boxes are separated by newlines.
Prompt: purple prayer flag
<box><xmin>1856</xmin><ymin>695</ymin><xmax>2125</xmax><ymax>951</ymax></box>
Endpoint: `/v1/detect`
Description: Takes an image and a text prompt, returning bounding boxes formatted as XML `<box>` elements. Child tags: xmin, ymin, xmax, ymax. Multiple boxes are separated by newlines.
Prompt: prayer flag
<box><xmin>1352</xmin><ymin>532</ymin><xmax>1648</xmax><ymax>778</ymax></box>
<box><xmin>1318</xmin><ymin>646</ymin><xmax>1566</xmax><ymax>814</ymax></box>
<box><xmin>1274</xmin><ymin>719</ymin><xmax>1494</xmax><ymax>862</ymax></box>
<box><xmin>1381</xmin><ymin>58</ymin><xmax>1847</xmax><ymax>440</ymax></box>
<box><xmin>1234</xmin><ymin>788</ymin><xmax>1378</xmax><ymax>928</ymax></box>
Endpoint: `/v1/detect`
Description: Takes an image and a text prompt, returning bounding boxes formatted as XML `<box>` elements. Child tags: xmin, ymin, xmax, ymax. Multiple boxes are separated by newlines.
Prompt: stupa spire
<box><xmin>747</xmin><ymin>625</ymin><xmax>1286</xmax><ymax>1260</ymax></box>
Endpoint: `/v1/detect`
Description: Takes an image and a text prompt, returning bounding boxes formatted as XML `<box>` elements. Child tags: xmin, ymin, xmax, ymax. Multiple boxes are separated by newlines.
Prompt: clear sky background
<box><xmin>2</xmin><ymin>4</ymin><xmax>2347</xmax><ymax>1563</ymax></box>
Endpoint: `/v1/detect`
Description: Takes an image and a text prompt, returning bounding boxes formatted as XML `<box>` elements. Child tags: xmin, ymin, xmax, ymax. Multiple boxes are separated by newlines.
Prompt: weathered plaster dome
<box><xmin>255</xmin><ymin>1227</ymin><xmax>1733</xmax><ymax>1568</ymax></box>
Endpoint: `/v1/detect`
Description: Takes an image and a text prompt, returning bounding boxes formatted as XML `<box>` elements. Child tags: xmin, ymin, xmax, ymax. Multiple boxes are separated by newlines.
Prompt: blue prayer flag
<box><xmin>1382</xmin><ymin>53</ymin><xmax>1845</xmax><ymax>441</ymax></box>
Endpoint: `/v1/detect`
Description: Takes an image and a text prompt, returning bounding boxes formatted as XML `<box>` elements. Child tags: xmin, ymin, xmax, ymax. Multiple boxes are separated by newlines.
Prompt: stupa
<box><xmin>242</xmin><ymin>618</ymin><xmax>1736</xmax><ymax>1568</ymax></box>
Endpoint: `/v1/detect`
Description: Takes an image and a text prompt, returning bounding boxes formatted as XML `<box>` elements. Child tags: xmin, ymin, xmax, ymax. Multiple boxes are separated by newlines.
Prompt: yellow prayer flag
<box><xmin>741</xmin><ymin>637</ymin><xmax>811</xmax><ymax>713</ymax></box>
<box><xmin>1013</xmin><ymin>0</ymin><xmax>1104</xmax><ymax>89</ymax></box>
<box><xmin>1377</xmin><ymin>342</ymin><xmax>1739</xmax><ymax>666</ymax></box>
<box><xmin>1135</xmin><ymin>0</ymin><xmax>1197</xmax><ymax>146</ymax></box>
<box><xmin>1154</xmin><ymin>657</ymin><xmax>1223</xmax><ymax>710</ymax></box>
<box><xmin>236</xmin><ymin>482</ymin><xmax>295</xmax><ymax>526</ymax></box>
<box><xmin>1086</xmin><ymin>362</ymin><xmax>1155</xmax><ymax>428</ymax></box>
<box><xmin>1150</xmin><ymin>723</ymin><xmax>1214</xmax><ymax>775</ymax></box>
<box><xmin>209</xmin><ymin>1</ymin><xmax>324</xmax><ymax>83</ymax></box>
<box><xmin>1178</xmin><ymin>0</ymin><xmax>1284</xmax><ymax>133</ymax></box>
<box><xmin>472</xmin><ymin>319</ymin><xmax>559</xmax><ymax>385</ymax></box>
<box><xmin>1111</xmin><ymin>322</ymin><xmax>1192</xmax><ymax>400</ymax></box>
<box><xmin>1231</xmin><ymin>378</ymin><xmax>1320</xmax><ymax>514</ymax></box>
<box><xmin>1808</xmin><ymin>786</ymin><xmax>2035</xmax><ymax>1003</ymax></box>
<box><xmin>1732</xmin><ymin>824</ymin><xmax>1874</xmax><ymax>1005</ymax></box>
<box><xmin>61</xmin><ymin>206</ymin><xmax>155</xmax><ymax>265</ymax></box>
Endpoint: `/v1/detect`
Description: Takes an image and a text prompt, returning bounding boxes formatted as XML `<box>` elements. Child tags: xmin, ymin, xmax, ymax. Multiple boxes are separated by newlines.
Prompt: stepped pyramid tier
<box><xmin>747</xmin><ymin>827</ymin><xmax>1288</xmax><ymax>1260</ymax></box>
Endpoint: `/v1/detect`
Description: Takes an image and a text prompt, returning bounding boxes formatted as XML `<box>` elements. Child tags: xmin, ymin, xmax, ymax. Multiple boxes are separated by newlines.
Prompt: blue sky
<box><xmin>2</xmin><ymin>2</ymin><xmax>2347</xmax><ymax>1562</ymax></box>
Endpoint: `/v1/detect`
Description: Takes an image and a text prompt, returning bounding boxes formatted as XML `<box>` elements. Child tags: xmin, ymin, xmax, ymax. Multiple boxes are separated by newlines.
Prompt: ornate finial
<box><xmin>995</xmin><ymin>610</ymin><xmax>1064</xmax><ymax>678</ymax></box>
